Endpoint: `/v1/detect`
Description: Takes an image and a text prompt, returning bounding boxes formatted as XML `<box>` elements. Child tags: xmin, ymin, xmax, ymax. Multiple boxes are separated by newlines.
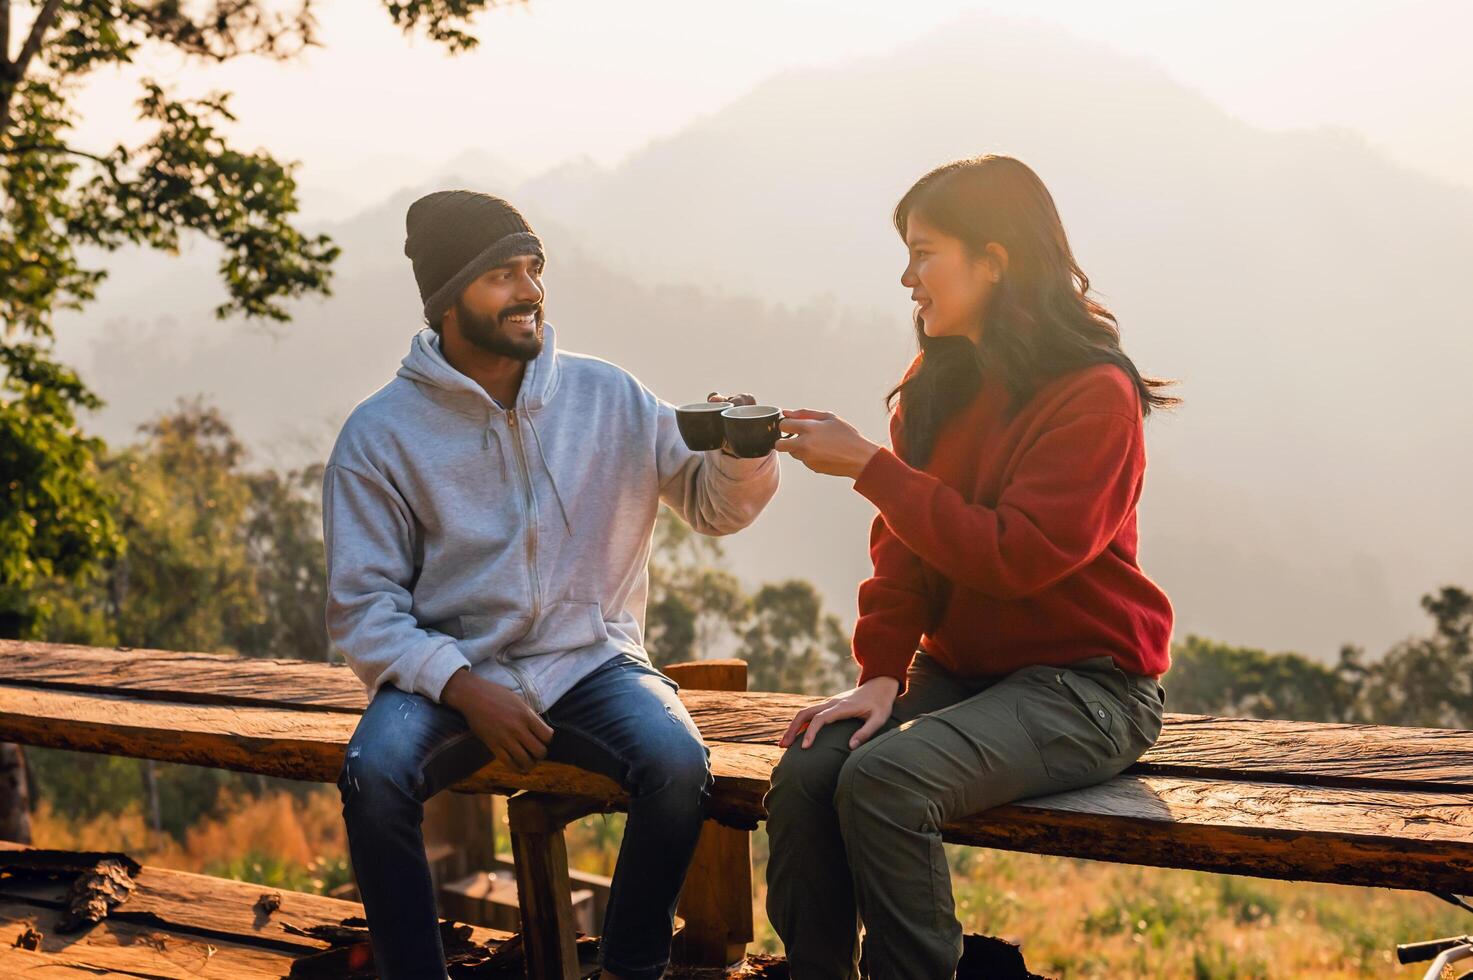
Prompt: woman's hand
<box><xmin>779</xmin><ymin>676</ymin><xmax>901</xmax><ymax>751</ymax></box>
<box><xmin>776</xmin><ymin>409</ymin><xmax>882</xmax><ymax>479</ymax></box>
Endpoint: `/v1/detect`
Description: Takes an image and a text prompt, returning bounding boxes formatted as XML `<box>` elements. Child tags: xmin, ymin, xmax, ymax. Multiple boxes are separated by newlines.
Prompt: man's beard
<box><xmin>455</xmin><ymin>298</ymin><xmax>544</xmax><ymax>361</ymax></box>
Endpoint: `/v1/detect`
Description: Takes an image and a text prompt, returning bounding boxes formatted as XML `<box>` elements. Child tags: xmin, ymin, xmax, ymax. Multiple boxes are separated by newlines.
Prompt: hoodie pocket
<box><xmin>498</xmin><ymin>600</ymin><xmax>609</xmax><ymax>659</ymax></box>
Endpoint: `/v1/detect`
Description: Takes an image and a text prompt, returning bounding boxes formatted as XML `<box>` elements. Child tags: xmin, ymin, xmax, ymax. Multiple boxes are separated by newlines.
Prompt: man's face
<box><xmin>445</xmin><ymin>254</ymin><xmax>546</xmax><ymax>360</ymax></box>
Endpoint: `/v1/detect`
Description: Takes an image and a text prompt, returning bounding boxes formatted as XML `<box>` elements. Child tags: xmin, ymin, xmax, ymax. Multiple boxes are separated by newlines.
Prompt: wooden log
<box><xmin>666</xmin><ymin>659</ymin><xmax>754</xmax><ymax>969</ymax></box>
<box><xmin>0</xmin><ymin>840</ymin><xmax>512</xmax><ymax>954</ymax></box>
<box><xmin>0</xmin><ymin>842</ymin><xmax>518</xmax><ymax>979</ymax></box>
<box><xmin>6</xmin><ymin>685</ymin><xmax>1473</xmax><ymax>891</ymax></box>
<box><xmin>0</xmin><ymin>682</ymin><xmax>766</xmax><ymax>825</ymax></box>
<box><xmin>507</xmin><ymin>793</ymin><xmax>598</xmax><ymax>980</ymax></box>
<box><xmin>7</xmin><ymin>639</ymin><xmax>1473</xmax><ymax>793</ymax></box>
<box><xmin>0</xmin><ymin>900</ymin><xmax>300</xmax><ymax>979</ymax></box>
<box><xmin>944</xmin><ymin>773</ymin><xmax>1473</xmax><ymax>892</ymax></box>
<box><xmin>6</xmin><ymin>671</ymin><xmax>1473</xmax><ymax>892</ymax></box>
<box><xmin>0</xmin><ymin>682</ymin><xmax>626</xmax><ymax>804</ymax></box>
<box><xmin>0</xmin><ymin>639</ymin><xmax>367</xmax><ymax>712</ymax></box>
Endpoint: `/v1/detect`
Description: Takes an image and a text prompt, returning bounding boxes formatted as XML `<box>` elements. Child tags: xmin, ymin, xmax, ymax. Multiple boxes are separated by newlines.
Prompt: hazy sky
<box><xmin>61</xmin><ymin>0</ymin><xmax>1472</xmax><ymax>219</ymax></box>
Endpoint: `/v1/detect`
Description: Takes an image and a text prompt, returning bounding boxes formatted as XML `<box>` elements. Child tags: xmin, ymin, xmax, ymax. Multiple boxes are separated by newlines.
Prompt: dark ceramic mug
<box><xmin>674</xmin><ymin>402</ymin><xmax>731</xmax><ymax>451</ymax></box>
<box><xmin>720</xmin><ymin>405</ymin><xmax>784</xmax><ymax>458</ymax></box>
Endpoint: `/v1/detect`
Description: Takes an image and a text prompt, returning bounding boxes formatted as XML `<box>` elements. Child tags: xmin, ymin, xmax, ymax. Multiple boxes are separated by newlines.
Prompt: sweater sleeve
<box><xmin>852</xmin><ymin>410</ymin><xmax>1145</xmax><ymax>602</ymax></box>
<box><xmin>322</xmin><ymin>463</ymin><xmax>471</xmax><ymax>704</ymax></box>
<box><xmin>852</xmin><ymin>508</ymin><xmax>934</xmax><ymax>689</ymax></box>
<box><xmin>850</xmin><ymin>408</ymin><xmax>932</xmax><ymax>690</ymax></box>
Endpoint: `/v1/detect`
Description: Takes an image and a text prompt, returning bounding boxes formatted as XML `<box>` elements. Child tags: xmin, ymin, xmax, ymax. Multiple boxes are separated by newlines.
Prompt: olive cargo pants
<box><xmin>764</xmin><ymin>653</ymin><xmax>1165</xmax><ymax>980</ymax></box>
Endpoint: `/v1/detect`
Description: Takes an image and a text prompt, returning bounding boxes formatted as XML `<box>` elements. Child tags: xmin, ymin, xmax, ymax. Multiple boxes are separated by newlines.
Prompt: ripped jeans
<box><xmin>338</xmin><ymin>653</ymin><xmax>712</xmax><ymax>980</ymax></box>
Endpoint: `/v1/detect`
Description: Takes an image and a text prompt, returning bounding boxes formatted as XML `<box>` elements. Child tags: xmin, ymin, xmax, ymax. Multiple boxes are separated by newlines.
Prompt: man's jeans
<box><xmin>338</xmin><ymin>653</ymin><xmax>712</xmax><ymax>980</ymax></box>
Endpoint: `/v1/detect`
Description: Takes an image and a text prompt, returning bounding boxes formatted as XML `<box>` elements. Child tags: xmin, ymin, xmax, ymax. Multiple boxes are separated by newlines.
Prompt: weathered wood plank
<box><xmin>0</xmin><ymin>639</ymin><xmax>367</xmax><ymax>712</ymax></box>
<box><xmin>0</xmin><ymin>839</ymin><xmax>512</xmax><ymax>954</ymax></box>
<box><xmin>6</xmin><ymin>640</ymin><xmax>1473</xmax><ymax>792</ymax></box>
<box><xmin>949</xmin><ymin>774</ymin><xmax>1473</xmax><ymax>893</ymax></box>
<box><xmin>0</xmin><ymin>681</ymin><xmax>624</xmax><ymax>800</ymax></box>
<box><xmin>0</xmin><ymin>898</ymin><xmax>304</xmax><ymax>978</ymax></box>
<box><xmin>0</xmin><ymin>683</ymin><xmax>770</xmax><ymax>824</ymax></box>
<box><xmin>0</xmin><ymin>841</ymin><xmax>519</xmax><ymax>978</ymax></box>
<box><xmin>1133</xmin><ymin>713</ymin><xmax>1473</xmax><ymax>791</ymax></box>
<box><xmin>4</xmin><ymin>685</ymin><xmax>1472</xmax><ymax>892</ymax></box>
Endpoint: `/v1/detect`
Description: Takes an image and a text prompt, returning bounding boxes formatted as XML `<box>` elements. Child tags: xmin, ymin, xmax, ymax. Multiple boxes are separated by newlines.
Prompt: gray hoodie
<box><xmin>322</xmin><ymin>323</ymin><xmax>779</xmax><ymax>712</ymax></box>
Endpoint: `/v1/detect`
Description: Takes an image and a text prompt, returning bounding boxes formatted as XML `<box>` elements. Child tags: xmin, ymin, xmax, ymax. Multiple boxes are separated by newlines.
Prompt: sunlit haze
<box><xmin>63</xmin><ymin>0</ymin><xmax>1473</xmax><ymax>220</ymax></box>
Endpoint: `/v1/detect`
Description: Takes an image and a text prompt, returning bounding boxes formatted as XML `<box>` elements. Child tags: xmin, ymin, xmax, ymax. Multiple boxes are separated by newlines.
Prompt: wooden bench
<box><xmin>3</xmin><ymin>639</ymin><xmax>1472</xmax><ymax>976</ymax></box>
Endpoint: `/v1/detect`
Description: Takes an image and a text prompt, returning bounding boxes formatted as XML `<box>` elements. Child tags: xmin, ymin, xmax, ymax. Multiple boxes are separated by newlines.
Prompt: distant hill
<box><xmin>57</xmin><ymin>15</ymin><xmax>1473</xmax><ymax>660</ymax></box>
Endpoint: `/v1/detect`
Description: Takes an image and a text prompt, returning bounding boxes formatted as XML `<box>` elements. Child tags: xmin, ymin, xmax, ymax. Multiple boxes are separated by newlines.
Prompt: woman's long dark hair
<box><xmin>888</xmin><ymin>155</ymin><xmax>1177</xmax><ymax>466</ymax></box>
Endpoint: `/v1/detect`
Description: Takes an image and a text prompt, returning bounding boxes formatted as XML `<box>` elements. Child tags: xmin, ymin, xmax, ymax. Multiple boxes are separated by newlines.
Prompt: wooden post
<box><xmin>0</xmin><ymin>742</ymin><xmax>32</xmax><ymax>844</ymax></box>
<box><xmin>424</xmin><ymin>790</ymin><xmax>499</xmax><ymax>888</ymax></box>
<box><xmin>506</xmin><ymin>791</ymin><xmax>604</xmax><ymax>980</ymax></box>
<box><xmin>665</xmin><ymin>658</ymin><xmax>754</xmax><ymax>968</ymax></box>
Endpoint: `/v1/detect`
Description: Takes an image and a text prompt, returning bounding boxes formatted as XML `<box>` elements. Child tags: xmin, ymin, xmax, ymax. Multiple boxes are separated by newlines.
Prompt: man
<box><xmin>322</xmin><ymin>190</ymin><xmax>779</xmax><ymax>980</ymax></box>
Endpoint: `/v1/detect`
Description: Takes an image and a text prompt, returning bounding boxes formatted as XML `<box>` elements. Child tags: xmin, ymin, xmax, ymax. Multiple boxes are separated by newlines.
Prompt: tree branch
<box><xmin>12</xmin><ymin>0</ymin><xmax>61</xmax><ymax>80</ymax></box>
<box><xmin>1</xmin><ymin>140</ymin><xmax>120</xmax><ymax>179</ymax></box>
<box><xmin>0</xmin><ymin>0</ymin><xmax>60</xmax><ymax>136</ymax></box>
<box><xmin>3</xmin><ymin>0</ymin><xmax>13</xmax><ymax>71</ymax></box>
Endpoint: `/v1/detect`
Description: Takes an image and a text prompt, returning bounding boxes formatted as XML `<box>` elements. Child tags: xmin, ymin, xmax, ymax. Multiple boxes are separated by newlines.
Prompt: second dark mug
<box><xmin>720</xmin><ymin>405</ymin><xmax>783</xmax><ymax>458</ymax></box>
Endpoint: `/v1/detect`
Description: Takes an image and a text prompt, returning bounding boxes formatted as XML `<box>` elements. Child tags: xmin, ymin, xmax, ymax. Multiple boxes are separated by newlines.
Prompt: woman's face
<box><xmin>900</xmin><ymin>214</ymin><xmax>999</xmax><ymax>343</ymax></box>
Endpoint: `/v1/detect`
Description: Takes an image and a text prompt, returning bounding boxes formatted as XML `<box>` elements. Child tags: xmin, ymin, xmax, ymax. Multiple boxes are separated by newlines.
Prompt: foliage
<box><xmin>205</xmin><ymin>850</ymin><xmax>354</xmax><ymax>895</ymax></box>
<box><xmin>1169</xmin><ymin>586</ymin><xmax>1473</xmax><ymax>728</ymax></box>
<box><xmin>29</xmin><ymin>399</ymin><xmax>326</xmax><ymax>660</ymax></box>
<box><xmin>645</xmin><ymin>510</ymin><xmax>747</xmax><ymax>666</ymax></box>
<box><xmin>1348</xmin><ymin>586</ymin><xmax>1473</xmax><ymax>728</ymax></box>
<box><xmin>739</xmin><ymin>579</ymin><xmax>853</xmax><ymax>694</ymax></box>
<box><xmin>0</xmin><ymin>0</ymin><xmax>515</xmax><ymax>632</ymax></box>
<box><xmin>29</xmin><ymin>783</ymin><xmax>351</xmax><ymax>895</ymax></box>
<box><xmin>0</xmin><ymin>342</ymin><xmax>119</xmax><ymax>636</ymax></box>
<box><xmin>646</xmin><ymin>506</ymin><xmax>856</xmax><ymax>693</ymax></box>
<box><xmin>237</xmin><ymin>461</ymin><xmax>330</xmax><ymax>661</ymax></box>
<box><xmin>1165</xmin><ymin>635</ymin><xmax>1359</xmax><ymax>722</ymax></box>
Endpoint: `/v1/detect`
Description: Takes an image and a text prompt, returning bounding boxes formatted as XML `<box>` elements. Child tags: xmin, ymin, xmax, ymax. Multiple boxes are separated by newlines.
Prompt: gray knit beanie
<box><xmin>403</xmin><ymin>190</ymin><xmax>544</xmax><ymax>325</ymax></box>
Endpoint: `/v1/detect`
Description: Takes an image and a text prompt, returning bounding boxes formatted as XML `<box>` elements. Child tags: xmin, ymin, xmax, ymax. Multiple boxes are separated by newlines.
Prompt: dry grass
<box><xmin>30</xmin><ymin>787</ymin><xmax>351</xmax><ymax>892</ymax></box>
<box><xmin>743</xmin><ymin>830</ymin><xmax>1465</xmax><ymax>979</ymax></box>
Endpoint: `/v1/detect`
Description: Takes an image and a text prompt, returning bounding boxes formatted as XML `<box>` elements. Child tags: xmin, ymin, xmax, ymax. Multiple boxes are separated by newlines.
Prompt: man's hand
<box><xmin>779</xmin><ymin>676</ymin><xmax>901</xmax><ymax>751</ymax></box>
<box><xmin>441</xmin><ymin>668</ymin><xmax>554</xmax><ymax>774</ymax></box>
<box><xmin>708</xmin><ymin>391</ymin><xmax>757</xmax><ymax>407</ymax></box>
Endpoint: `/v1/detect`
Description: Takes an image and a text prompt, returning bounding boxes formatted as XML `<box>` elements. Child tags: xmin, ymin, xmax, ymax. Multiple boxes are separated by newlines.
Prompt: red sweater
<box><xmin>851</xmin><ymin>360</ymin><xmax>1173</xmax><ymax>688</ymax></box>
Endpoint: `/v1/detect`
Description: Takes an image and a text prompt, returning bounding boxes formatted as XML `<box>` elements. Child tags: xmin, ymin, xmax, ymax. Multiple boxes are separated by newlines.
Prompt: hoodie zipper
<box><xmin>498</xmin><ymin>407</ymin><xmax>545</xmax><ymax>712</ymax></box>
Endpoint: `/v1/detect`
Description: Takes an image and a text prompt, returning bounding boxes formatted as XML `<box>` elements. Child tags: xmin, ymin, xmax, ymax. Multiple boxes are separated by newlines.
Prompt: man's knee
<box><xmin>667</xmin><ymin>731</ymin><xmax>714</xmax><ymax>799</ymax></box>
<box><xmin>339</xmin><ymin>737</ymin><xmax>421</xmax><ymax>813</ymax></box>
<box><xmin>630</xmin><ymin>725</ymin><xmax>711</xmax><ymax>812</ymax></box>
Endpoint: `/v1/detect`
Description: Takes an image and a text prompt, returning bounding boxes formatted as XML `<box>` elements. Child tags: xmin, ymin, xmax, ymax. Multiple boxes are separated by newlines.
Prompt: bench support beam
<box><xmin>507</xmin><ymin>792</ymin><xmax>603</xmax><ymax>980</ymax></box>
<box><xmin>667</xmin><ymin>659</ymin><xmax>755</xmax><ymax>969</ymax></box>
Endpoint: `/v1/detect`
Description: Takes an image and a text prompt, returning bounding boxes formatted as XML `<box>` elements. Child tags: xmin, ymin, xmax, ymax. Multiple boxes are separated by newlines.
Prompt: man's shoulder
<box><xmin>344</xmin><ymin>375</ymin><xmax>423</xmax><ymax>428</ymax></box>
<box><xmin>330</xmin><ymin>377</ymin><xmax>421</xmax><ymax>463</ymax></box>
<box><xmin>555</xmin><ymin>347</ymin><xmax>655</xmax><ymax>401</ymax></box>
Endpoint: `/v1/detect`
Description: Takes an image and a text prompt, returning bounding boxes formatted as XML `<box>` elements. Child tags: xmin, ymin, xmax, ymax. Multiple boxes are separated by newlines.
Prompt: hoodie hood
<box><xmin>396</xmin><ymin>320</ymin><xmax>563</xmax><ymax>417</ymax></box>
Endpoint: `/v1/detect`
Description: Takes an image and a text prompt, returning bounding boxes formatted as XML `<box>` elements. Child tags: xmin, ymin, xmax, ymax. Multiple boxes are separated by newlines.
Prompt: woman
<box><xmin>765</xmin><ymin>155</ymin><xmax>1176</xmax><ymax>979</ymax></box>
